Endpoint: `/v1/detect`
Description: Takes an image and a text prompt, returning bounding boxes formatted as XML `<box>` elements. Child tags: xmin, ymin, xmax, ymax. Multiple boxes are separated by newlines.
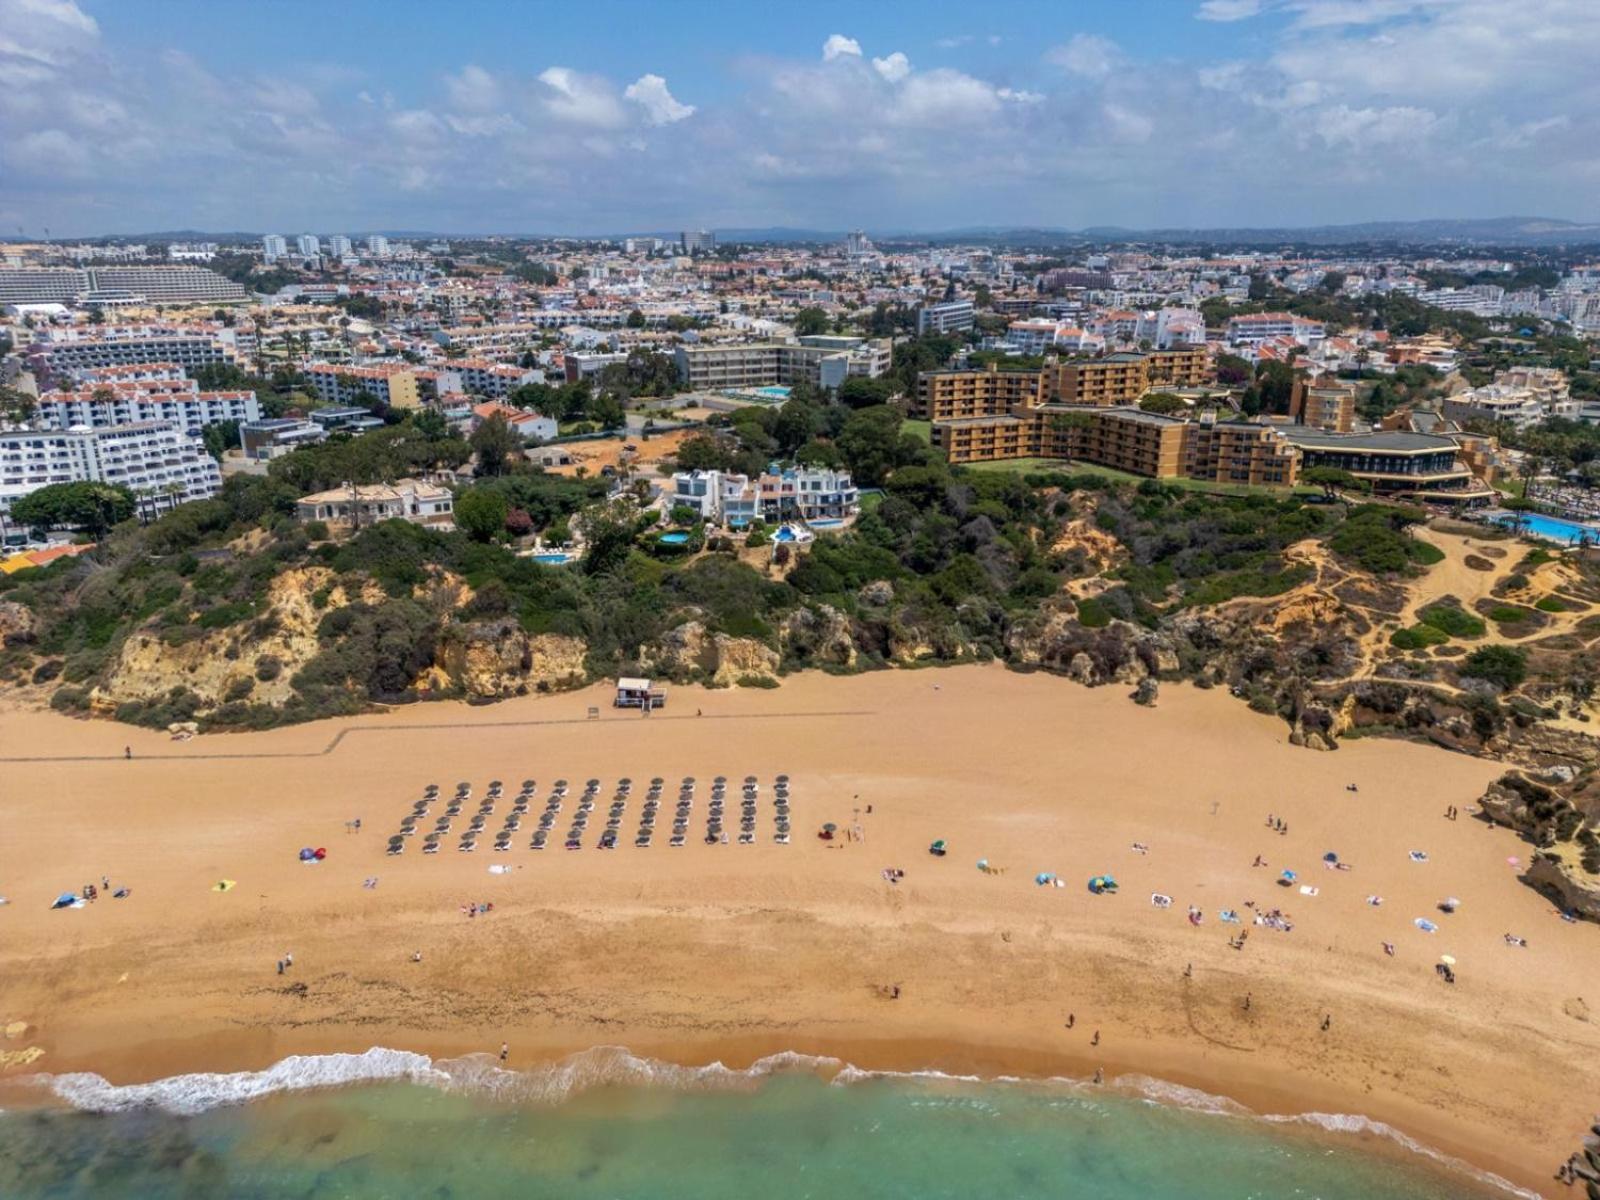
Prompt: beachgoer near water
<box><xmin>124</xmin><ymin>746</ymin><xmax>131</xmax><ymax>760</ymax></box>
<box><xmin>1093</xmin><ymin>1068</ymin><xmax>1103</xmax><ymax>1084</ymax></box>
<box><xmin>500</xmin><ymin>1042</ymin><xmax>509</xmax><ymax>1062</ymax></box>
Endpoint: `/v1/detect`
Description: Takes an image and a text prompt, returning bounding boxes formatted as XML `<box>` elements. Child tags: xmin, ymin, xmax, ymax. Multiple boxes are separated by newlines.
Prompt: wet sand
<box><xmin>1</xmin><ymin>665</ymin><xmax>1595</xmax><ymax>1194</ymax></box>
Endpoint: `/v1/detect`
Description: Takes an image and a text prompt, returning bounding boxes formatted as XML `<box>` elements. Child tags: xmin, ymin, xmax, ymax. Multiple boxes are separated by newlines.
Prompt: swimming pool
<box><xmin>659</xmin><ymin>531</ymin><xmax>691</xmax><ymax>545</ymax></box>
<box><xmin>809</xmin><ymin>518</ymin><xmax>846</xmax><ymax>529</ymax></box>
<box><xmin>752</xmin><ymin>386</ymin><xmax>791</xmax><ymax>400</ymax></box>
<box><xmin>1496</xmin><ymin>513</ymin><xmax>1600</xmax><ymax>545</ymax></box>
<box><xmin>532</xmin><ymin>553</ymin><xmax>572</xmax><ymax>565</ymax></box>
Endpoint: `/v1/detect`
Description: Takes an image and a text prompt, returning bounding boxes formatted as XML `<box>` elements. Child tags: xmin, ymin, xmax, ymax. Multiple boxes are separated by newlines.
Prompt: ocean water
<box><xmin>0</xmin><ymin>1049</ymin><xmax>1526</xmax><ymax>1200</ymax></box>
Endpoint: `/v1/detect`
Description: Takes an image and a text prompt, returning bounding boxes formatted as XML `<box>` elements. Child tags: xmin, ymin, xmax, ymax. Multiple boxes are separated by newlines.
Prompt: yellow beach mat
<box><xmin>212</xmin><ymin>879</ymin><xmax>237</xmax><ymax>892</ymax></box>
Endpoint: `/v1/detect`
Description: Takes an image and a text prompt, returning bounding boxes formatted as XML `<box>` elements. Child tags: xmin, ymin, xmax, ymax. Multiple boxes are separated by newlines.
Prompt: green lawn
<box><xmin>902</xmin><ymin>419</ymin><xmax>932</xmax><ymax>444</ymax></box>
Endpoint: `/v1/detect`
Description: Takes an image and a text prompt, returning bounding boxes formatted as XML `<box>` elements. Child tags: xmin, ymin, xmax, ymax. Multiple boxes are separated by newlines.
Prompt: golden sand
<box><xmin>1</xmin><ymin>665</ymin><xmax>1596</xmax><ymax>1193</ymax></box>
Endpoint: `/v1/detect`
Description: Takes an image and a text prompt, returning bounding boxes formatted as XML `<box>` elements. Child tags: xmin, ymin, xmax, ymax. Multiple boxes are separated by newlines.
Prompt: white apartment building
<box><xmin>0</xmin><ymin>422</ymin><xmax>222</xmax><ymax>519</ymax></box>
<box><xmin>0</xmin><ymin>266</ymin><xmax>246</xmax><ymax>307</ymax></box>
<box><xmin>262</xmin><ymin>235</ymin><xmax>288</xmax><ymax>262</ymax></box>
<box><xmin>366</xmin><ymin>235</ymin><xmax>390</xmax><ymax>257</ymax></box>
<box><xmin>916</xmin><ymin>298</ymin><xmax>976</xmax><ymax>336</ymax></box>
<box><xmin>1226</xmin><ymin>312</ymin><xmax>1326</xmax><ymax>347</ymax></box>
<box><xmin>670</xmin><ymin>464</ymin><xmax>858</xmax><ymax>526</ymax></box>
<box><xmin>326</xmin><ymin>235</ymin><xmax>353</xmax><ymax>258</ymax></box>
<box><xmin>35</xmin><ymin>379</ymin><xmax>260</xmax><ymax>435</ymax></box>
<box><xmin>294</xmin><ymin>479</ymin><xmax>454</xmax><ymax>532</ymax></box>
<box><xmin>25</xmin><ymin>326</ymin><xmax>238</xmax><ymax>383</ymax></box>
<box><xmin>297</xmin><ymin>234</ymin><xmax>321</xmax><ymax>258</ymax></box>
<box><xmin>670</xmin><ymin>469</ymin><xmax>760</xmax><ymax>526</ymax></box>
<box><xmin>1004</xmin><ymin>319</ymin><xmax>1063</xmax><ymax>356</ymax></box>
<box><xmin>1418</xmin><ymin>285</ymin><xmax>1505</xmax><ymax>317</ymax></box>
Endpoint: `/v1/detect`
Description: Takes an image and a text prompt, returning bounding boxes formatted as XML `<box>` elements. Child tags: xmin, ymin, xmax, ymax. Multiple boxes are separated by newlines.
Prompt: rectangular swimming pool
<box><xmin>1496</xmin><ymin>513</ymin><xmax>1600</xmax><ymax>545</ymax></box>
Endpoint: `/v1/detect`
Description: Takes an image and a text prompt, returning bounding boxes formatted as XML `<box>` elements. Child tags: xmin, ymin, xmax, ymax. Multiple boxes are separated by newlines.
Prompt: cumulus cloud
<box><xmin>538</xmin><ymin>66</ymin><xmax>627</xmax><ymax>128</ymax></box>
<box><xmin>0</xmin><ymin>0</ymin><xmax>1596</xmax><ymax>234</ymax></box>
<box><xmin>624</xmin><ymin>74</ymin><xmax>695</xmax><ymax>125</ymax></box>
<box><xmin>1047</xmin><ymin>34</ymin><xmax>1123</xmax><ymax>79</ymax></box>
<box><xmin>821</xmin><ymin>34</ymin><xmax>861</xmax><ymax>61</ymax></box>
<box><xmin>872</xmin><ymin>51</ymin><xmax>911</xmax><ymax>83</ymax></box>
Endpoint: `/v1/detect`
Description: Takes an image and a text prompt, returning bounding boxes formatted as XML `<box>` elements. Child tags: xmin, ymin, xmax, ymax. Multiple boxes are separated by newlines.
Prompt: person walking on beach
<box><xmin>277</xmin><ymin>958</ymin><xmax>285</xmax><ymax>975</ymax></box>
<box><xmin>1090</xmin><ymin>1030</ymin><xmax>1100</xmax><ymax>1047</ymax></box>
<box><xmin>1183</xmin><ymin>963</ymin><xmax>1192</xmax><ymax>979</ymax></box>
<box><xmin>124</xmin><ymin>746</ymin><xmax>131</xmax><ymax>760</ymax></box>
<box><xmin>1243</xmin><ymin>992</ymin><xmax>1251</xmax><ymax>1012</ymax></box>
<box><xmin>284</xmin><ymin>952</ymin><xmax>293</xmax><ymax>970</ymax></box>
<box><xmin>1321</xmin><ymin>1013</ymin><xmax>1331</xmax><ymax>1031</ymax></box>
<box><xmin>1066</xmin><ymin>1013</ymin><xmax>1075</xmax><ymax>1029</ymax></box>
<box><xmin>500</xmin><ymin>1042</ymin><xmax>509</xmax><ymax>1063</ymax></box>
<box><xmin>1093</xmin><ymin>1068</ymin><xmax>1103</xmax><ymax>1085</ymax></box>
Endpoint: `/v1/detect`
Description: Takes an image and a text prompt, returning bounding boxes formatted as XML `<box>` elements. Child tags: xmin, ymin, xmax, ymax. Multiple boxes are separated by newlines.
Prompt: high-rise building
<box><xmin>296</xmin><ymin>234</ymin><xmax>321</xmax><ymax>258</ymax></box>
<box><xmin>327</xmin><ymin>235</ymin><xmax>352</xmax><ymax>258</ymax></box>
<box><xmin>366</xmin><ymin>235</ymin><xmax>390</xmax><ymax>257</ymax></box>
<box><xmin>844</xmin><ymin>230</ymin><xmax>872</xmax><ymax>256</ymax></box>
<box><xmin>680</xmin><ymin>230</ymin><xmax>715</xmax><ymax>254</ymax></box>
<box><xmin>0</xmin><ymin>267</ymin><xmax>247</xmax><ymax>308</ymax></box>
<box><xmin>262</xmin><ymin>234</ymin><xmax>287</xmax><ymax>262</ymax></box>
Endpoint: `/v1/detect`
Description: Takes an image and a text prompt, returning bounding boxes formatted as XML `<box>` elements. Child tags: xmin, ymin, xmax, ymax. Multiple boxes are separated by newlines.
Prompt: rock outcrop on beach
<box><xmin>425</xmin><ymin>622</ymin><xmax>587</xmax><ymax>699</ymax></box>
<box><xmin>1474</xmin><ymin>768</ymin><xmax>1600</xmax><ymax>918</ymax></box>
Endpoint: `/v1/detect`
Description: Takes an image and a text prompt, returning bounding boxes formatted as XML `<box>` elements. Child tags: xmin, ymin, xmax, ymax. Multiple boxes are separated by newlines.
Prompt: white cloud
<box><xmin>444</xmin><ymin>64</ymin><xmax>501</xmax><ymax>112</ymax></box>
<box><xmin>821</xmin><ymin>34</ymin><xmax>862</xmax><ymax>61</ymax></box>
<box><xmin>891</xmin><ymin>69</ymin><xmax>1002</xmax><ymax>125</ymax></box>
<box><xmin>1102</xmin><ymin>102</ymin><xmax>1154</xmax><ymax>143</ymax></box>
<box><xmin>1197</xmin><ymin>0</ymin><xmax>1268</xmax><ymax>19</ymax></box>
<box><xmin>872</xmin><ymin>51</ymin><xmax>911</xmax><ymax>82</ymax></box>
<box><xmin>934</xmin><ymin>35</ymin><xmax>971</xmax><ymax>49</ymax></box>
<box><xmin>624</xmin><ymin>73</ymin><xmax>695</xmax><ymax>124</ymax></box>
<box><xmin>997</xmin><ymin>88</ymin><xmax>1044</xmax><ymax>104</ymax></box>
<box><xmin>1312</xmin><ymin>103</ymin><xmax>1438</xmax><ymax>147</ymax></box>
<box><xmin>538</xmin><ymin>66</ymin><xmax>627</xmax><ymax>128</ymax></box>
<box><xmin>1047</xmin><ymin>33</ymin><xmax>1123</xmax><ymax>79</ymax></box>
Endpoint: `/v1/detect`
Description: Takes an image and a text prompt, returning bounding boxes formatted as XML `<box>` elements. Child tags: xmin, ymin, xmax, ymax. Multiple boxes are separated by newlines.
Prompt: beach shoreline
<box><xmin>2</xmin><ymin>666</ymin><xmax>1595</xmax><ymax>1196</ymax></box>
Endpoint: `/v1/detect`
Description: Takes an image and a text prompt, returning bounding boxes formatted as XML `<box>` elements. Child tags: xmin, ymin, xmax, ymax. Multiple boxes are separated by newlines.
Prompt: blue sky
<box><xmin>2</xmin><ymin>0</ymin><xmax>1597</xmax><ymax>236</ymax></box>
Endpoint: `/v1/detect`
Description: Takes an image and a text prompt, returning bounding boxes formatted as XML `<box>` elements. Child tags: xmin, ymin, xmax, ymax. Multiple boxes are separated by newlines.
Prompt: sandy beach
<box><xmin>1</xmin><ymin>665</ymin><xmax>1596</xmax><ymax>1194</ymax></box>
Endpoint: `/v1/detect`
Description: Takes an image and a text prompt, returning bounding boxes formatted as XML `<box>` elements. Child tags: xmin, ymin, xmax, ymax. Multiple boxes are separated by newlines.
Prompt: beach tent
<box><xmin>299</xmin><ymin>847</ymin><xmax>316</xmax><ymax>861</ymax></box>
<box><xmin>1087</xmin><ymin>875</ymin><xmax>1118</xmax><ymax>894</ymax></box>
<box><xmin>212</xmin><ymin>879</ymin><xmax>236</xmax><ymax>892</ymax></box>
<box><xmin>51</xmin><ymin>892</ymin><xmax>82</xmax><ymax>909</ymax></box>
<box><xmin>1035</xmin><ymin>872</ymin><xmax>1056</xmax><ymax>886</ymax></box>
<box><xmin>1279</xmin><ymin>869</ymin><xmax>1297</xmax><ymax>885</ymax></box>
<box><xmin>929</xmin><ymin>840</ymin><xmax>948</xmax><ymax>857</ymax></box>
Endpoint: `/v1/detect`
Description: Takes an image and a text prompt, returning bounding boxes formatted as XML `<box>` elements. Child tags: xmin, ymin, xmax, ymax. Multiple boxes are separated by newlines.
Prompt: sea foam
<box><xmin>25</xmin><ymin>1045</ymin><xmax>1539</xmax><ymax>1198</ymax></box>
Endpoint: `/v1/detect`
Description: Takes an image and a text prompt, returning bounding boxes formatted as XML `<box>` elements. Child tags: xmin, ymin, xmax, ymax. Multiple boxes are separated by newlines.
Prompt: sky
<box><xmin>1</xmin><ymin>0</ymin><xmax>1598</xmax><ymax>237</ymax></box>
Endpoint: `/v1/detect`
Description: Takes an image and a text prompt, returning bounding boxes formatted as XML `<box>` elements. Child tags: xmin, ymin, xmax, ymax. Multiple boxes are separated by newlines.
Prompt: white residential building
<box><xmin>34</xmin><ymin>378</ymin><xmax>260</xmax><ymax>435</ymax></box>
<box><xmin>326</xmin><ymin>235</ymin><xmax>353</xmax><ymax>258</ymax></box>
<box><xmin>1004</xmin><ymin>319</ymin><xmax>1064</xmax><ymax>356</ymax></box>
<box><xmin>365</xmin><ymin>235</ymin><xmax>390</xmax><ymax>257</ymax></box>
<box><xmin>294</xmin><ymin>479</ymin><xmax>454</xmax><ymax>532</ymax></box>
<box><xmin>0</xmin><ymin>422</ymin><xmax>222</xmax><ymax>519</ymax></box>
<box><xmin>1226</xmin><ymin>312</ymin><xmax>1326</xmax><ymax>347</ymax></box>
<box><xmin>262</xmin><ymin>234</ymin><xmax>288</xmax><ymax>262</ymax></box>
<box><xmin>25</xmin><ymin>325</ymin><xmax>238</xmax><ymax>383</ymax></box>
<box><xmin>916</xmin><ymin>298</ymin><xmax>976</xmax><ymax>336</ymax></box>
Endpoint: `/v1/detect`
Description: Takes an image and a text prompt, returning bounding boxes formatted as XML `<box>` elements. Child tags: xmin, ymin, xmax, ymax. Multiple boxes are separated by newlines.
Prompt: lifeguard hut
<box><xmin>615</xmin><ymin>676</ymin><xmax>665</xmax><ymax>710</ymax></box>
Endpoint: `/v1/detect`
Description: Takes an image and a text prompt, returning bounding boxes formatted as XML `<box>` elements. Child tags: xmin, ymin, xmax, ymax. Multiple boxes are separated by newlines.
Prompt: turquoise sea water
<box><xmin>0</xmin><ymin>1052</ymin><xmax>1523</xmax><ymax>1200</ymax></box>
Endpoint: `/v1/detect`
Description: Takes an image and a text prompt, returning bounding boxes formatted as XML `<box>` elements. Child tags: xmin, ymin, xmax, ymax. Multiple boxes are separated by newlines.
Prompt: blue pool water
<box><xmin>810</xmin><ymin>517</ymin><xmax>845</xmax><ymax>528</ymax></box>
<box><xmin>1497</xmin><ymin>512</ymin><xmax>1600</xmax><ymax>544</ymax></box>
<box><xmin>0</xmin><ymin>1052</ymin><xmax>1518</xmax><ymax>1199</ymax></box>
<box><xmin>532</xmin><ymin>553</ymin><xmax>572</xmax><ymax>564</ymax></box>
<box><xmin>752</xmin><ymin>385</ymin><xmax>791</xmax><ymax>399</ymax></box>
<box><xmin>659</xmin><ymin>531</ymin><xmax>691</xmax><ymax>545</ymax></box>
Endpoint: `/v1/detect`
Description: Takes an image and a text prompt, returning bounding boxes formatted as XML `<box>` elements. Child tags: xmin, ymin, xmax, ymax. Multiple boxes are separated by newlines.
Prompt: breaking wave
<box><xmin>25</xmin><ymin>1045</ymin><xmax>1536</xmax><ymax>1197</ymax></box>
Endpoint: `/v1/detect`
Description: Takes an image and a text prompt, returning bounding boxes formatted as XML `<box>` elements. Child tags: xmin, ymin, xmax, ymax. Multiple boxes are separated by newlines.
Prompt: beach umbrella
<box><xmin>1439</xmin><ymin>954</ymin><xmax>1456</xmax><ymax>966</ymax></box>
<box><xmin>299</xmin><ymin>847</ymin><xmax>315</xmax><ymax>861</ymax></box>
<box><xmin>1414</xmin><ymin>917</ymin><xmax>1437</xmax><ymax>932</ymax></box>
<box><xmin>314</xmin><ymin>847</ymin><xmax>327</xmax><ymax>860</ymax></box>
<box><xmin>1035</xmin><ymin>873</ymin><xmax>1055</xmax><ymax>886</ymax></box>
<box><xmin>822</xmin><ymin>823</ymin><xmax>837</xmax><ymax>832</ymax></box>
<box><xmin>1322</xmin><ymin>852</ymin><xmax>1338</xmax><ymax>863</ymax></box>
<box><xmin>212</xmin><ymin>880</ymin><xmax>236</xmax><ymax>892</ymax></box>
<box><xmin>977</xmin><ymin>859</ymin><xmax>989</xmax><ymax>871</ymax></box>
<box><xmin>1280</xmin><ymin>869</ymin><xmax>1297</xmax><ymax>883</ymax></box>
<box><xmin>51</xmin><ymin>892</ymin><xmax>80</xmax><ymax>909</ymax></box>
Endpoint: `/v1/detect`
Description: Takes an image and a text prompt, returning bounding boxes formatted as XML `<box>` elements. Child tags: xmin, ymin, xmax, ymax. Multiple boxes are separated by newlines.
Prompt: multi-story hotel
<box><xmin>33</xmin><ymin>376</ymin><xmax>260</xmax><ymax>435</ymax></box>
<box><xmin>25</xmin><ymin>325</ymin><xmax>240</xmax><ymax>384</ymax></box>
<box><xmin>1278</xmin><ymin>427</ymin><xmax>1493</xmax><ymax>503</ymax></box>
<box><xmin>915</xmin><ymin>298</ymin><xmax>976</xmax><ymax>336</ymax></box>
<box><xmin>0</xmin><ymin>266</ymin><xmax>247</xmax><ymax>307</ymax></box>
<box><xmin>0</xmin><ymin>422</ymin><xmax>222</xmax><ymax>519</ymax></box>
<box><xmin>673</xmin><ymin>337</ymin><xmax>891</xmax><ymax>393</ymax></box>
<box><xmin>913</xmin><ymin>349</ymin><xmax>1211</xmax><ymax>420</ymax></box>
<box><xmin>1292</xmin><ymin>381</ymin><xmax>1358</xmax><ymax>433</ymax></box>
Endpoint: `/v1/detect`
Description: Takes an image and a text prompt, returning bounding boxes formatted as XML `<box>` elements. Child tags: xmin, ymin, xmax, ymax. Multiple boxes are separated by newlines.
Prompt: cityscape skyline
<box><xmin>3</xmin><ymin>0</ymin><xmax>1598</xmax><ymax>237</ymax></box>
